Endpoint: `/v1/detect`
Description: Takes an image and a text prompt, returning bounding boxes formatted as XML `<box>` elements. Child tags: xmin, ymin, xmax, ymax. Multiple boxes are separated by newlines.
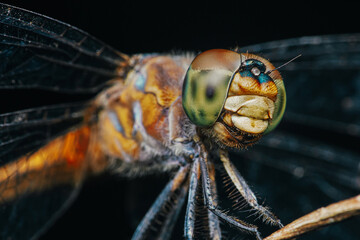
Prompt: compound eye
<box><xmin>182</xmin><ymin>49</ymin><xmax>240</xmax><ymax>126</ymax></box>
<box><xmin>264</xmin><ymin>77</ymin><xmax>286</xmax><ymax>134</ymax></box>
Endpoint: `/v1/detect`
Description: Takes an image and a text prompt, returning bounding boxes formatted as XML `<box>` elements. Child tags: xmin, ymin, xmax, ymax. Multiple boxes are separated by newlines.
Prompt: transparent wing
<box><xmin>0</xmin><ymin>181</ymin><xmax>84</xmax><ymax>240</ymax></box>
<box><xmin>0</xmin><ymin>3</ymin><xmax>129</xmax><ymax>239</ymax></box>
<box><xmin>234</xmin><ymin>34</ymin><xmax>360</xmax><ymax>239</ymax></box>
<box><xmin>0</xmin><ymin>102</ymin><xmax>86</xmax><ymax>164</ymax></box>
<box><xmin>0</xmin><ymin>103</ymin><xmax>90</xmax><ymax>240</ymax></box>
<box><xmin>0</xmin><ymin>3</ymin><xmax>129</xmax><ymax>93</ymax></box>
<box><xmin>0</xmin><ymin>1</ymin><xmax>127</xmax><ymax>159</ymax></box>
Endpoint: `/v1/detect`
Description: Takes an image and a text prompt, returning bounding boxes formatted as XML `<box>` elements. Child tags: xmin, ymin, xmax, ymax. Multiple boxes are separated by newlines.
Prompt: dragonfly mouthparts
<box><xmin>223</xmin><ymin>95</ymin><xmax>275</xmax><ymax>134</ymax></box>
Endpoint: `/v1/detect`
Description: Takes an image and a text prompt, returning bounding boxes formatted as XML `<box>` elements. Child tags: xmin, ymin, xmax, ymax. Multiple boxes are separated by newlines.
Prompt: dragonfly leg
<box><xmin>220</xmin><ymin>150</ymin><xmax>283</xmax><ymax>228</ymax></box>
<box><xmin>197</xmin><ymin>152</ymin><xmax>263</xmax><ymax>240</ymax></box>
<box><xmin>131</xmin><ymin>165</ymin><xmax>189</xmax><ymax>240</ymax></box>
<box><xmin>185</xmin><ymin>159</ymin><xmax>221</xmax><ymax>240</ymax></box>
<box><xmin>207</xmin><ymin>162</ymin><xmax>222</xmax><ymax>240</ymax></box>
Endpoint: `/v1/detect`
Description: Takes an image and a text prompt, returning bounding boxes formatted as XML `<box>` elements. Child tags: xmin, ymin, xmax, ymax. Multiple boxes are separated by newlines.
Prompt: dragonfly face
<box><xmin>182</xmin><ymin>49</ymin><xmax>286</xmax><ymax>148</ymax></box>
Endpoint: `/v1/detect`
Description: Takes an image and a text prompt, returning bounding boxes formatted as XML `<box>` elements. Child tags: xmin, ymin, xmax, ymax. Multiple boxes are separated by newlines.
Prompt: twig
<box><xmin>264</xmin><ymin>194</ymin><xmax>360</xmax><ymax>240</ymax></box>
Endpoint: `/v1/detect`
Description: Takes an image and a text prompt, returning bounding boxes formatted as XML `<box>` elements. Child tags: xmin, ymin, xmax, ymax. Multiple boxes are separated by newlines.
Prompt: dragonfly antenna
<box><xmin>266</xmin><ymin>54</ymin><xmax>302</xmax><ymax>74</ymax></box>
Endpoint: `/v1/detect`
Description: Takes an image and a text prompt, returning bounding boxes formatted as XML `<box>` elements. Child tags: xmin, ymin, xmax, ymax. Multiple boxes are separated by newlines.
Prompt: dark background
<box><xmin>1</xmin><ymin>1</ymin><xmax>360</xmax><ymax>239</ymax></box>
<box><xmin>2</xmin><ymin>1</ymin><xmax>359</xmax><ymax>54</ymax></box>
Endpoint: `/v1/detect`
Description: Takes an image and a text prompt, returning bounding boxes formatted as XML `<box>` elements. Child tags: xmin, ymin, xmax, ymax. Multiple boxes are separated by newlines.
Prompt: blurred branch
<box><xmin>264</xmin><ymin>194</ymin><xmax>360</xmax><ymax>240</ymax></box>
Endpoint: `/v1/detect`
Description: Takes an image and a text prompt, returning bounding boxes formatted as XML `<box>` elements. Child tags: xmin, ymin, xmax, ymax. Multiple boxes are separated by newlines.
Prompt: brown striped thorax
<box><xmin>182</xmin><ymin>49</ymin><xmax>286</xmax><ymax>148</ymax></box>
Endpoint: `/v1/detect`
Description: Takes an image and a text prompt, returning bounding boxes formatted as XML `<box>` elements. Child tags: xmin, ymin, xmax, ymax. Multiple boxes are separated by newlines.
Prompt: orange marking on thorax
<box><xmin>99</xmin><ymin>111</ymin><xmax>140</xmax><ymax>161</ymax></box>
<box><xmin>143</xmin><ymin>56</ymin><xmax>184</xmax><ymax>107</ymax></box>
<box><xmin>140</xmin><ymin>94</ymin><xmax>168</xmax><ymax>141</ymax></box>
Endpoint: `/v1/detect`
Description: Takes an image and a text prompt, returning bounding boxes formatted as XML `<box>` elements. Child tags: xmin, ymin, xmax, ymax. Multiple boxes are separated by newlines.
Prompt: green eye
<box><xmin>182</xmin><ymin>49</ymin><xmax>240</xmax><ymax>126</ymax></box>
<box><xmin>183</xmin><ymin>69</ymin><xmax>232</xmax><ymax>126</ymax></box>
<box><xmin>264</xmin><ymin>78</ymin><xmax>286</xmax><ymax>134</ymax></box>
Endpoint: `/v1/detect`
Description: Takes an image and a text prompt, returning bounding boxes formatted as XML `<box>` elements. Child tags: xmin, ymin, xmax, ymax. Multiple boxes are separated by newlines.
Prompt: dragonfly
<box><xmin>0</xmin><ymin>3</ymin><xmax>359</xmax><ymax>240</ymax></box>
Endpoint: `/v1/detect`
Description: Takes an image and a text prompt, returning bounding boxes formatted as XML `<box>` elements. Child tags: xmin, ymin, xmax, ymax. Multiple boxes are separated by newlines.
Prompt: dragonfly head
<box><xmin>182</xmin><ymin>49</ymin><xmax>286</xmax><ymax>148</ymax></box>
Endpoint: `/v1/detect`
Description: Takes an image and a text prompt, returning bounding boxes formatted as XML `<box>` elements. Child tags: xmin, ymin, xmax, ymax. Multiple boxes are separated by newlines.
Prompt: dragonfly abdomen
<box><xmin>0</xmin><ymin>126</ymin><xmax>105</xmax><ymax>204</ymax></box>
